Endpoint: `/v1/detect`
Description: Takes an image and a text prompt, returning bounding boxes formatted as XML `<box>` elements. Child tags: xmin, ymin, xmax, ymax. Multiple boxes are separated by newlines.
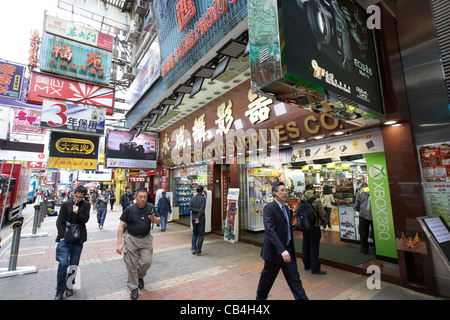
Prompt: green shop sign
<box><xmin>366</xmin><ymin>152</ymin><xmax>397</xmax><ymax>259</ymax></box>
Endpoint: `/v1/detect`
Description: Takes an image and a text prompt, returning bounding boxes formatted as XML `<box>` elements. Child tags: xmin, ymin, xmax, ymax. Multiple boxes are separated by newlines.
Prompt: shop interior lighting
<box><xmin>314</xmin><ymin>135</ymin><xmax>325</xmax><ymax>139</ymax></box>
<box><xmin>149</xmin><ymin>114</ymin><xmax>159</xmax><ymax>126</ymax></box>
<box><xmin>216</xmin><ymin>38</ymin><xmax>248</xmax><ymax>58</ymax></box>
<box><xmin>384</xmin><ymin>121</ymin><xmax>397</xmax><ymax>125</ymax></box>
<box><xmin>298</xmin><ymin>139</ymin><xmax>306</xmax><ymax>143</ymax></box>
<box><xmin>333</xmin><ymin>131</ymin><xmax>345</xmax><ymax>135</ymax></box>
<box><xmin>392</xmin><ymin>123</ymin><xmax>402</xmax><ymax>127</ymax></box>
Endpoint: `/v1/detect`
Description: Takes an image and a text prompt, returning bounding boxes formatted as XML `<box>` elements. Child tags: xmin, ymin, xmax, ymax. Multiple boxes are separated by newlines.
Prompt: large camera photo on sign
<box><xmin>106</xmin><ymin>130</ymin><xmax>157</xmax><ymax>161</ymax></box>
<box><xmin>284</xmin><ymin>0</ymin><xmax>383</xmax><ymax>115</ymax></box>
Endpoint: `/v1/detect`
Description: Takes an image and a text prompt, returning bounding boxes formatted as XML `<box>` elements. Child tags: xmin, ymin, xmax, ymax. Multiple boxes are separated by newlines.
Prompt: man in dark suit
<box><xmin>256</xmin><ymin>182</ymin><xmax>308</xmax><ymax>300</ymax></box>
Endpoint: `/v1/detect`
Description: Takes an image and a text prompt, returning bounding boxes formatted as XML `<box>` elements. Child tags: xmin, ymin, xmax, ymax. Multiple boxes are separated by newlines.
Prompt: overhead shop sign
<box><xmin>155</xmin><ymin>0</ymin><xmax>247</xmax><ymax>88</ymax></box>
<box><xmin>27</xmin><ymin>72</ymin><xmax>114</xmax><ymax>115</ymax></box>
<box><xmin>44</xmin><ymin>14</ymin><xmax>113</xmax><ymax>51</ymax></box>
<box><xmin>40</xmin><ymin>100</ymin><xmax>106</xmax><ymax>135</ymax></box>
<box><xmin>48</xmin><ymin>131</ymin><xmax>99</xmax><ymax>169</ymax></box>
<box><xmin>0</xmin><ymin>60</ymin><xmax>25</xmax><ymax>100</ymax></box>
<box><xmin>77</xmin><ymin>169</ymin><xmax>112</xmax><ymax>182</ymax></box>
<box><xmin>12</xmin><ymin>108</ymin><xmax>46</xmax><ymax>135</ymax></box>
<box><xmin>248</xmin><ymin>0</ymin><xmax>384</xmax><ymax>120</ymax></box>
<box><xmin>40</xmin><ymin>33</ymin><xmax>112</xmax><ymax>86</ymax></box>
<box><xmin>105</xmin><ymin>130</ymin><xmax>158</xmax><ymax>169</ymax></box>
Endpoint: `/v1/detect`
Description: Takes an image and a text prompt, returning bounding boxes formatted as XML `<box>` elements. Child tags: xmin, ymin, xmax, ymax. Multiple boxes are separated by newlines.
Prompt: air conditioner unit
<box><xmin>122</xmin><ymin>66</ymin><xmax>136</xmax><ymax>80</ymax></box>
<box><xmin>126</xmin><ymin>19</ymin><xmax>141</xmax><ymax>45</ymax></box>
<box><xmin>135</xmin><ymin>0</ymin><xmax>149</xmax><ymax>16</ymax></box>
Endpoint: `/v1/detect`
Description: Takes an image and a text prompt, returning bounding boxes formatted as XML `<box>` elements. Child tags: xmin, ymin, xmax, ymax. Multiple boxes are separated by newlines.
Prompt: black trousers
<box><xmin>302</xmin><ymin>227</ymin><xmax>322</xmax><ymax>273</ymax></box>
<box><xmin>256</xmin><ymin>252</ymin><xmax>308</xmax><ymax>300</ymax></box>
<box><xmin>359</xmin><ymin>216</ymin><xmax>373</xmax><ymax>253</ymax></box>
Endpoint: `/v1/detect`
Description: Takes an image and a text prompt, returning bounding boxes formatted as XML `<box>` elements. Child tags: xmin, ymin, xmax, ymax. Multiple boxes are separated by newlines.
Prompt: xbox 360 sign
<box><xmin>366</xmin><ymin>152</ymin><xmax>397</xmax><ymax>259</ymax></box>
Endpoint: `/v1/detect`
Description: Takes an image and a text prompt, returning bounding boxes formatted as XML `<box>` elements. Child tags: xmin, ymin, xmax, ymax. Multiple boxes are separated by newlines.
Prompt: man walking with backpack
<box><xmin>299</xmin><ymin>184</ymin><xmax>327</xmax><ymax>275</ymax></box>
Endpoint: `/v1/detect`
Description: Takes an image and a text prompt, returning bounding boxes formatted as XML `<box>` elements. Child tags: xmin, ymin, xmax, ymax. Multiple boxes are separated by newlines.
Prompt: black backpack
<box><xmin>295</xmin><ymin>197</ymin><xmax>317</xmax><ymax>232</ymax></box>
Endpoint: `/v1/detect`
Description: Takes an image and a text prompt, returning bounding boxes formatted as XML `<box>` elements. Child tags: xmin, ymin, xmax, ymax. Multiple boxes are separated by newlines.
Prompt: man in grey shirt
<box><xmin>189</xmin><ymin>186</ymin><xmax>207</xmax><ymax>256</ymax></box>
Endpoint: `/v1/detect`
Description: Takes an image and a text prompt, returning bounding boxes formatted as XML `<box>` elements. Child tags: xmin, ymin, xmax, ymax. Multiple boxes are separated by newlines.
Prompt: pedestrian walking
<box><xmin>355</xmin><ymin>182</ymin><xmax>373</xmax><ymax>254</ymax></box>
<box><xmin>300</xmin><ymin>184</ymin><xmax>327</xmax><ymax>275</ymax></box>
<box><xmin>109</xmin><ymin>189</ymin><xmax>116</xmax><ymax>211</ymax></box>
<box><xmin>120</xmin><ymin>186</ymin><xmax>134</xmax><ymax>212</ymax></box>
<box><xmin>256</xmin><ymin>182</ymin><xmax>308</xmax><ymax>300</ymax></box>
<box><xmin>95</xmin><ymin>189</ymin><xmax>109</xmax><ymax>229</ymax></box>
<box><xmin>189</xmin><ymin>186</ymin><xmax>207</xmax><ymax>256</ymax></box>
<box><xmin>90</xmin><ymin>189</ymin><xmax>97</xmax><ymax>212</ymax></box>
<box><xmin>116</xmin><ymin>188</ymin><xmax>160</xmax><ymax>300</ymax></box>
<box><xmin>156</xmin><ymin>191</ymin><xmax>171</xmax><ymax>231</ymax></box>
<box><xmin>54</xmin><ymin>186</ymin><xmax>90</xmax><ymax>300</ymax></box>
<box><xmin>321</xmin><ymin>185</ymin><xmax>336</xmax><ymax>230</ymax></box>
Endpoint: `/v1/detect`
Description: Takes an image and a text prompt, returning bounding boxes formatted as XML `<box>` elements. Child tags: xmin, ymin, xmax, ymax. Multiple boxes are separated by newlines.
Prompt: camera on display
<box><xmin>296</xmin><ymin>0</ymin><xmax>369</xmax><ymax>72</ymax></box>
<box><xmin>119</xmin><ymin>141</ymin><xmax>145</xmax><ymax>156</ymax></box>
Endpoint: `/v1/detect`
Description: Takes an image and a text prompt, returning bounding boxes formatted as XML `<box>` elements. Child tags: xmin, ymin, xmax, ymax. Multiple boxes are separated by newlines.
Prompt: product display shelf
<box><xmin>175</xmin><ymin>179</ymin><xmax>192</xmax><ymax>215</ymax></box>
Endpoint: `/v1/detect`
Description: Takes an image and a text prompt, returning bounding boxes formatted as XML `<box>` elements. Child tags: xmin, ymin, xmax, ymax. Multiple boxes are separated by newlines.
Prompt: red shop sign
<box><xmin>27</xmin><ymin>71</ymin><xmax>114</xmax><ymax>115</ymax></box>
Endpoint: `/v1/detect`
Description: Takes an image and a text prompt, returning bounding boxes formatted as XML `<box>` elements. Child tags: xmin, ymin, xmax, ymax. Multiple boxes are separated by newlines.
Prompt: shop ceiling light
<box><xmin>217</xmin><ymin>38</ymin><xmax>247</xmax><ymax>58</ymax></box>
<box><xmin>384</xmin><ymin>121</ymin><xmax>397</xmax><ymax>125</ymax></box>
<box><xmin>314</xmin><ymin>135</ymin><xmax>325</xmax><ymax>139</ymax></box>
<box><xmin>298</xmin><ymin>139</ymin><xmax>306</xmax><ymax>143</ymax></box>
<box><xmin>392</xmin><ymin>123</ymin><xmax>402</xmax><ymax>127</ymax></box>
<box><xmin>333</xmin><ymin>131</ymin><xmax>344</xmax><ymax>135</ymax></box>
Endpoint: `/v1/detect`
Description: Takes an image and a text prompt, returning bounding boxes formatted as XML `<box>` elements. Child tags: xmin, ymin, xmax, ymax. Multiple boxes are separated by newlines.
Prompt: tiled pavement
<box><xmin>0</xmin><ymin>203</ymin><xmax>444</xmax><ymax>302</ymax></box>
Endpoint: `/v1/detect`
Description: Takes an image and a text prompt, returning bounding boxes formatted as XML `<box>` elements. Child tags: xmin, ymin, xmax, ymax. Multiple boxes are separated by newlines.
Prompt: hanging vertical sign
<box><xmin>366</xmin><ymin>152</ymin><xmax>397</xmax><ymax>259</ymax></box>
<box><xmin>224</xmin><ymin>188</ymin><xmax>240</xmax><ymax>243</ymax></box>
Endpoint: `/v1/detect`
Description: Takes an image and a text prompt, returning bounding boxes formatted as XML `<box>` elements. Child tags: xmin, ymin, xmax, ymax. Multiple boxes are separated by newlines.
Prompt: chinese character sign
<box><xmin>0</xmin><ymin>60</ymin><xmax>25</xmax><ymax>100</ymax></box>
<box><xmin>176</xmin><ymin>0</ymin><xmax>196</xmax><ymax>32</ymax></box>
<box><xmin>28</xmin><ymin>29</ymin><xmax>41</xmax><ymax>68</ymax></box>
<box><xmin>45</xmin><ymin>14</ymin><xmax>113</xmax><ymax>51</ymax></box>
<box><xmin>12</xmin><ymin>109</ymin><xmax>46</xmax><ymax>135</ymax></box>
<box><xmin>40</xmin><ymin>33</ymin><xmax>112</xmax><ymax>86</ymax></box>
<box><xmin>40</xmin><ymin>100</ymin><xmax>106</xmax><ymax>135</ymax></box>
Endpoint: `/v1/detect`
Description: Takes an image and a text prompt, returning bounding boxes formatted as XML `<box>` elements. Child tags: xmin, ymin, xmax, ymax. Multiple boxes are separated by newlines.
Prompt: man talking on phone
<box><xmin>55</xmin><ymin>186</ymin><xmax>90</xmax><ymax>300</ymax></box>
<box><xmin>116</xmin><ymin>188</ymin><xmax>161</xmax><ymax>300</ymax></box>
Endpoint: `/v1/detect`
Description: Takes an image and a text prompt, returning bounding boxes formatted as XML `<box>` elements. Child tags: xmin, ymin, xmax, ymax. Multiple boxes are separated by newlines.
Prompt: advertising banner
<box><xmin>45</xmin><ymin>14</ymin><xmax>113</xmax><ymax>51</ymax></box>
<box><xmin>40</xmin><ymin>33</ymin><xmax>112</xmax><ymax>86</ymax></box>
<box><xmin>27</xmin><ymin>72</ymin><xmax>115</xmax><ymax>115</ymax></box>
<box><xmin>248</xmin><ymin>0</ymin><xmax>384</xmax><ymax>120</ymax></box>
<box><xmin>126</xmin><ymin>40</ymin><xmax>161</xmax><ymax>108</ymax></box>
<box><xmin>365</xmin><ymin>152</ymin><xmax>397</xmax><ymax>259</ymax></box>
<box><xmin>0</xmin><ymin>60</ymin><xmax>25</xmax><ymax>100</ymax></box>
<box><xmin>48</xmin><ymin>131</ymin><xmax>99</xmax><ymax>169</ymax></box>
<box><xmin>224</xmin><ymin>188</ymin><xmax>240</xmax><ymax>243</ymax></box>
<box><xmin>77</xmin><ymin>169</ymin><xmax>112</xmax><ymax>182</ymax></box>
<box><xmin>106</xmin><ymin>130</ymin><xmax>158</xmax><ymax>169</ymax></box>
<box><xmin>292</xmin><ymin>131</ymin><xmax>384</xmax><ymax>162</ymax></box>
<box><xmin>12</xmin><ymin>108</ymin><xmax>46</xmax><ymax>135</ymax></box>
<box><xmin>40</xmin><ymin>100</ymin><xmax>106</xmax><ymax>135</ymax></box>
<box><xmin>0</xmin><ymin>106</ymin><xmax>11</xmax><ymax>140</ymax></box>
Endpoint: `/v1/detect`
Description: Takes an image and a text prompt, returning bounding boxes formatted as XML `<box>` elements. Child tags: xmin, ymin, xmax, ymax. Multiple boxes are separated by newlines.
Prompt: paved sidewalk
<box><xmin>0</xmin><ymin>203</ymin><xmax>444</xmax><ymax>301</ymax></box>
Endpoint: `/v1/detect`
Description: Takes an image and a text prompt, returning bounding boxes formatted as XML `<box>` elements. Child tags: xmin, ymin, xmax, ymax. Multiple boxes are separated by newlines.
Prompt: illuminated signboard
<box><xmin>48</xmin><ymin>131</ymin><xmax>99</xmax><ymax>169</ymax></box>
<box><xmin>0</xmin><ymin>60</ymin><xmax>25</xmax><ymax>100</ymax></box>
<box><xmin>44</xmin><ymin>14</ymin><xmax>114</xmax><ymax>51</ymax></box>
<box><xmin>40</xmin><ymin>33</ymin><xmax>112</xmax><ymax>86</ymax></box>
<box><xmin>154</xmin><ymin>0</ymin><xmax>247</xmax><ymax>88</ymax></box>
<box><xmin>27</xmin><ymin>72</ymin><xmax>114</xmax><ymax>115</ymax></box>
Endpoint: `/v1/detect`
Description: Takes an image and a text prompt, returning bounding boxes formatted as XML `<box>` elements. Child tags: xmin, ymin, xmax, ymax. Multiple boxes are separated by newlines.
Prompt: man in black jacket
<box><xmin>189</xmin><ymin>186</ymin><xmax>207</xmax><ymax>256</ymax></box>
<box><xmin>120</xmin><ymin>186</ymin><xmax>134</xmax><ymax>212</ymax></box>
<box><xmin>54</xmin><ymin>186</ymin><xmax>90</xmax><ymax>300</ymax></box>
<box><xmin>256</xmin><ymin>182</ymin><xmax>308</xmax><ymax>300</ymax></box>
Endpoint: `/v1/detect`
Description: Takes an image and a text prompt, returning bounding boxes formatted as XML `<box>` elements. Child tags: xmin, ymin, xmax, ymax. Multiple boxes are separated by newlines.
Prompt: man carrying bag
<box><xmin>55</xmin><ymin>186</ymin><xmax>90</xmax><ymax>300</ymax></box>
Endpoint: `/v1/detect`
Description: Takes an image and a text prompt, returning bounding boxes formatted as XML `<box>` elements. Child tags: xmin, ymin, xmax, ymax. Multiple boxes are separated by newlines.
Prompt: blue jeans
<box><xmin>97</xmin><ymin>209</ymin><xmax>107</xmax><ymax>227</ymax></box>
<box><xmin>159</xmin><ymin>212</ymin><xmax>168</xmax><ymax>229</ymax></box>
<box><xmin>191</xmin><ymin>219</ymin><xmax>205</xmax><ymax>254</ymax></box>
<box><xmin>55</xmin><ymin>240</ymin><xmax>83</xmax><ymax>292</ymax></box>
